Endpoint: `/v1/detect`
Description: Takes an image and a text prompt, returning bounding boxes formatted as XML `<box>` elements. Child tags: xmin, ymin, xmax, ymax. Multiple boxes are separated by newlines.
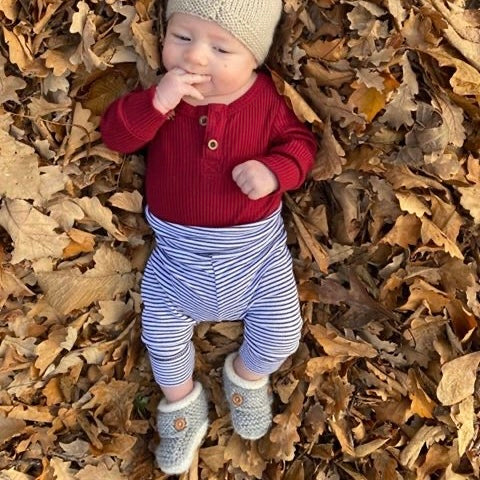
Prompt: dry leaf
<box><xmin>437</xmin><ymin>352</ymin><xmax>480</xmax><ymax>406</ymax></box>
<box><xmin>36</xmin><ymin>245</ymin><xmax>135</xmax><ymax>314</ymax></box>
<box><xmin>0</xmin><ymin>199</ymin><xmax>70</xmax><ymax>263</ymax></box>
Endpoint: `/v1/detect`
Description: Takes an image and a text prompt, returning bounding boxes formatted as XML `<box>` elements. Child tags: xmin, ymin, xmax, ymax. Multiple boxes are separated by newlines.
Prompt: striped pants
<box><xmin>140</xmin><ymin>207</ymin><xmax>303</xmax><ymax>388</ymax></box>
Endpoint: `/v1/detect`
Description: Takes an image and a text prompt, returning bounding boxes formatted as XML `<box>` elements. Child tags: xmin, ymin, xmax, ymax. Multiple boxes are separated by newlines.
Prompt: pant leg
<box><xmin>239</xmin><ymin>245</ymin><xmax>303</xmax><ymax>376</ymax></box>
<box><xmin>141</xmin><ymin>263</ymin><xmax>197</xmax><ymax>388</ymax></box>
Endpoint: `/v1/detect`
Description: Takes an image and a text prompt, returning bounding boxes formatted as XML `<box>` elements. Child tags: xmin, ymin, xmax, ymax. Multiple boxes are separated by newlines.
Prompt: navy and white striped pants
<box><xmin>140</xmin><ymin>206</ymin><xmax>303</xmax><ymax>388</ymax></box>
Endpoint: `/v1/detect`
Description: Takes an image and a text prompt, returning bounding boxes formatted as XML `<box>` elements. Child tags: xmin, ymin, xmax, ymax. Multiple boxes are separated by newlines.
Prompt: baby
<box><xmin>101</xmin><ymin>0</ymin><xmax>317</xmax><ymax>474</ymax></box>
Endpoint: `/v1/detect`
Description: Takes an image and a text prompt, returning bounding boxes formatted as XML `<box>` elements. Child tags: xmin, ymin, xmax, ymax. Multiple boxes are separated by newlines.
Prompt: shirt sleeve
<box><xmin>256</xmin><ymin>98</ymin><xmax>317</xmax><ymax>193</ymax></box>
<box><xmin>100</xmin><ymin>85</ymin><xmax>169</xmax><ymax>154</ymax></box>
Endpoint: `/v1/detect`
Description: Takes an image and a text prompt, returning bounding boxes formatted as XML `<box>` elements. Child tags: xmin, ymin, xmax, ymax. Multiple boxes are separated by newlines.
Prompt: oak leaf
<box><xmin>69</xmin><ymin>1</ymin><xmax>109</xmax><ymax>71</ymax></box>
<box><xmin>311</xmin><ymin>117</ymin><xmax>345</xmax><ymax>181</ymax></box>
<box><xmin>458</xmin><ymin>185</ymin><xmax>480</xmax><ymax>224</ymax></box>
<box><xmin>0</xmin><ymin>53</ymin><xmax>25</xmax><ymax>103</ymax></box>
<box><xmin>224</xmin><ymin>433</ymin><xmax>267</xmax><ymax>479</ymax></box>
<box><xmin>109</xmin><ymin>190</ymin><xmax>143</xmax><ymax>213</ymax></box>
<box><xmin>271</xmin><ymin>71</ymin><xmax>322</xmax><ymax>126</ymax></box>
<box><xmin>75</xmin><ymin>197</ymin><xmax>128</xmax><ymax>241</ymax></box>
<box><xmin>268</xmin><ymin>388</ymin><xmax>304</xmax><ymax>462</ymax></box>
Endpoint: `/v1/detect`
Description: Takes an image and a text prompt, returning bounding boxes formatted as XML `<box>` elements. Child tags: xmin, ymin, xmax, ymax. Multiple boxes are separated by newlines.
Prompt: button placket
<box><xmin>202</xmin><ymin>105</ymin><xmax>226</xmax><ymax>176</ymax></box>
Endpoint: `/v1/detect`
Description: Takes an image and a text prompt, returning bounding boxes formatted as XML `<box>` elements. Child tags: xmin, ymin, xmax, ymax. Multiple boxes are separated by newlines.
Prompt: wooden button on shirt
<box><xmin>207</xmin><ymin>139</ymin><xmax>218</xmax><ymax>150</ymax></box>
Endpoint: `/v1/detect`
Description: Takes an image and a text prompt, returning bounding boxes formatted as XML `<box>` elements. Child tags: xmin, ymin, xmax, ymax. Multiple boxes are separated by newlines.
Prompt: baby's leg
<box><xmin>141</xmin><ymin>267</ymin><xmax>197</xmax><ymax>401</ymax></box>
<box><xmin>240</xmin><ymin>250</ymin><xmax>302</xmax><ymax>377</ymax></box>
<box><xmin>222</xmin><ymin>247</ymin><xmax>302</xmax><ymax>439</ymax></box>
<box><xmin>141</xmin><ymin>281</ymin><xmax>208</xmax><ymax>474</ymax></box>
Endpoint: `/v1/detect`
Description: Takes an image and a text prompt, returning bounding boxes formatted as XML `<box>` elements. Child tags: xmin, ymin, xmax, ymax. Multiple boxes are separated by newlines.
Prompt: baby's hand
<box><xmin>153</xmin><ymin>68</ymin><xmax>210</xmax><ymax>113</ymax></box>
<box><xmin>232</xmin><ymin>160</ymin><xmax>279</xmax><ymax>200</ymax></box>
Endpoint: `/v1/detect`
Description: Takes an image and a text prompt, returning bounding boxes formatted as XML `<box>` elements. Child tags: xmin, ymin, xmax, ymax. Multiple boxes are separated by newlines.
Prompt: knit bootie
<box><xmin>155</xmin><ymin>382</ymin><xmax>209</xmax><ymax>475</ymax></box>
<box><xmin>223</xmin><ymin>353</ymin><xmax>273</xmax><ymax>440</ymax></box>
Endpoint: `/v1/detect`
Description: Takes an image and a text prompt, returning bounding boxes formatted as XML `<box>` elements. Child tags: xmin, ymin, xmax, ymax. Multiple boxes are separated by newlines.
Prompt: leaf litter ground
<box><xmin>1</xmin><ymin>0</ymin><xmax>480</xmax><ymax>479</ymax></box>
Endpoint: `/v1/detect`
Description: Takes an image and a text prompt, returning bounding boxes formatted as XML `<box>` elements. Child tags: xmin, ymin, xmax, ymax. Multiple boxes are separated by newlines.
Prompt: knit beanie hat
<box><xmin>166</xmin><ymin>0</ymin><xmax>283</xmax><ymax>64</ymax></box>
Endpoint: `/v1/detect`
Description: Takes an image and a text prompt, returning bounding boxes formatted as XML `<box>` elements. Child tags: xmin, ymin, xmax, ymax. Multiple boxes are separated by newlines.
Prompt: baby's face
<box><xmin>162</xmin><ymin>13</ymin><xmax>258</xmax><ymax>104</ymax></box>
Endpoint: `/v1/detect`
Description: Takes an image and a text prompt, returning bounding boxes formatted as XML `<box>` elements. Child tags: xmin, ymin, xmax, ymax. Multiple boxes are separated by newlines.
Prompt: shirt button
<box><xmin>207</xmin><ymin>139</ymin><xmax>218</xmax><ymax>150</ymax></box>
<box><xmin>199</xmin><ymin>115</ymin><xmax>207</xmax><ymax>126</ymax></box>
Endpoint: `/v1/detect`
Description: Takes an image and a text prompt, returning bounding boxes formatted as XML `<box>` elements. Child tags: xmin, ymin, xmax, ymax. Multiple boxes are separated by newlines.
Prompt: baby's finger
<box><xmin>185</xmin><ymin>85</ymin><xmax>205</xmax><ymax>101</ymax></box>
<box><xmin>232</xmin><ymin>164</ymin><xmax>246</xmax><ymax>182</ymax></box>
<box><xmin>248</xmin><ymin>190</ymin><xmax>262</xmax><ymax>200</ymax></box>
<box><xmin>183</xmin><ymin>73</ymin><xmax>211</xmax><ymax>84</ymax></box>
<box><xmin>169</xmin><ymin>67</ymin><xmax>187</xmax><ymax>75</ymax></box>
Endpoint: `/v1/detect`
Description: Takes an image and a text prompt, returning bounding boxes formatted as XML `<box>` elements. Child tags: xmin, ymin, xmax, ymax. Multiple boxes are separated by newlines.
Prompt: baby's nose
<box><xmin>184</xmin><ymin>43</ymin><xmax>208</xmax><ymax>66</ymax></box>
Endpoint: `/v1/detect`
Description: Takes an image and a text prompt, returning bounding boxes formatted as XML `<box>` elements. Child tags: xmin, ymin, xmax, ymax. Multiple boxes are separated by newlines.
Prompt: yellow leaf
<box><xmin>0</xmin><ymin>115</ymin><xmax>41</xmax><ymax>201</ymax></box>
<box><xmin>75</xmin><ymin>464</ymin><xmax>128</xmax><ymax>480</ymax></box>
<box><xmin>348</xmin><ymin>84</ymin><xmax>386</xmax><ymax>122</ymax></box>
<box><xmin>407</xmin><ymin>369</ymin><xmax>436</xmax><ymax>419</ymax></box>
<box><xmin>63</xmin><ymin>228</ymin><xmax>96</xmax><ymax>258</ymax></box>
<box><xmin>399</xmin><ymin>278</ymin><xmax>449</xmax><ymax>313</ymax></box>
<box><xmin>399</xmin><ymin>425</ymin><xmax>446</xmax><ymax>469</ymax></box>
<box><xmin>199</xmin><ymin>446</ymin><xmax>227</xmax><ymax>472</ymax></box>
<box><xmin>354</xmin><ymin>438</ymin><xmax>389</xmax><ymax>458</ymax></box>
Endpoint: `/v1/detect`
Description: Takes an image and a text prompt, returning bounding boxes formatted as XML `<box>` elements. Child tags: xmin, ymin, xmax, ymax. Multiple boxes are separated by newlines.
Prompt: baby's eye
<box><xmin>173</xmin><ymin>33</ymin><xmax>190</xmax><ymax>41</ymax></box>
<box><xmin>214</xmin><ymin>46</ymin><xmax>230</xmax><ymax>54</ymax></box>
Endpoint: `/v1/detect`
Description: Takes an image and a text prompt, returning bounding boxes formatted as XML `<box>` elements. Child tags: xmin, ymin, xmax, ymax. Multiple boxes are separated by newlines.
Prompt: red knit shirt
<box><xmin>100</xmin><ymin>72</ymin><xmax>317</xmax><ymax>227</ymax></box>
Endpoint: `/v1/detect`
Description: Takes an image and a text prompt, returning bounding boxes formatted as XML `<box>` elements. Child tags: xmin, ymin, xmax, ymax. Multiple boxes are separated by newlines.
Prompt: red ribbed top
<box><xmin>100</xmin><ymin>73</ymin><xmax>317</xmax><ymax>227</ymax></box>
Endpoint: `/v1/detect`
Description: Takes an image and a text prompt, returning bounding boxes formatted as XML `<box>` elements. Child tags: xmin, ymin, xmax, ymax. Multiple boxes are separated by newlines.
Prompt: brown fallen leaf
<box><xmin>437</xmin><ymin>352</ymin><xmax>480</xmax><ymax>406</ymax></box>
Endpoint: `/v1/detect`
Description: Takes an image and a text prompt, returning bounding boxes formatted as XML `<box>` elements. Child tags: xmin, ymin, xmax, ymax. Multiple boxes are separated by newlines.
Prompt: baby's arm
<box><xmin>101</xmin><ymin>69</ymin><xmax>209</xmax><ymax>153</ymax></box>
<box><xmin>100</xmin><ymin>87</ymin><xmax>168</xmax><ymax>153</ymax></box>
<box><xmin>232</xmin><ymin>100</ymin><xmax>317</xmax><ymax>200</ymax></box>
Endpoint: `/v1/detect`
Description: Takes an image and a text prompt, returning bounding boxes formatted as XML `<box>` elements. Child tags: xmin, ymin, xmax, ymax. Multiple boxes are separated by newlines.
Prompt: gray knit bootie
<box><xmin>223</xmin><ymin>353</ymin><xmax>273</xmax><ymax>440</ymax></box>
<box><xmin>155</xmin><ymin>382</ymin><xmax>209</xmax><ymax>475</ymax></box>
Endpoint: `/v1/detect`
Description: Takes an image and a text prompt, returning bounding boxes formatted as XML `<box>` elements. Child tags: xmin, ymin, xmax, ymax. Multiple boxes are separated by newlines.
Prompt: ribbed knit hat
<box><xmin>166</xmin><ymin>0</ymin><xmax>283</xmax><ymax>64</ymax></box>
